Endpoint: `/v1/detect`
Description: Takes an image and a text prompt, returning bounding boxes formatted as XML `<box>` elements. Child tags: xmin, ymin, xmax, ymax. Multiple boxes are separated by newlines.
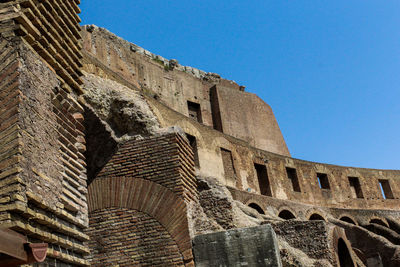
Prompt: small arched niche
<box><xmin>309</xmin><ymin>213</ymin><xmax>325</xmax><ymax>221</ymax></box>
<box><xmin>278</xmin><ymin>210</ymin><xmax>296</xmax><ymax>220</ymax></box>
<box><xmin>248</xmin><ymin>203</ymin><xmax>265</xmax><ymax>215</ymax></box>
<box><xmin>339</xmin><ymin>216</ymin><xmax>357</xmax><ymax>225</ymax></box>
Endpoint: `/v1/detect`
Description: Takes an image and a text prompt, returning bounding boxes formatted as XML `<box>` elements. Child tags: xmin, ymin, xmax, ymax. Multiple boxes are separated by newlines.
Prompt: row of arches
<box><xmin>247</xmin><ymin>202</ymin><xmax>391</xmax><ymax>227</ymax></box>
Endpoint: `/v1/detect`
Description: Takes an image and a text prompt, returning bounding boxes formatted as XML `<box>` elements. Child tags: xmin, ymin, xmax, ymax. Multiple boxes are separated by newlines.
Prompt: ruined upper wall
<box><xmin>80</xmin><ymin>24</ymin><xmax>400</xmax><ymax>214</ymax></box>
<box><xmin>81</xmin><ymin>25</ymin><xmax>290</xmax><ymax>156</ymax></box>
<box><xmin>145</xmin><ymin>94</ymin><xmax>400</xmax><ymax>211</ymax></box>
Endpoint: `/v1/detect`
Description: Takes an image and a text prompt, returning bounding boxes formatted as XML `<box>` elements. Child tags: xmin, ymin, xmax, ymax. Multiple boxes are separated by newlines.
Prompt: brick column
<box><xmin>0</xmin><ymin>1</ymin><xmax>89</xmax><ymax>266</ymax></box>
<box><xmin>88</xmin><ymin>133</ymin><xmax>197</xmax><ymax>266</ymax></box>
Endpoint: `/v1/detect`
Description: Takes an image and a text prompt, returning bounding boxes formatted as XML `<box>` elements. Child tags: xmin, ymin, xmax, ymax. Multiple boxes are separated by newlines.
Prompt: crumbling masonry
<box><xmin>0</xmin><ymin>1</ymin><xmax>399</xmax><ymax>267</ymax></box>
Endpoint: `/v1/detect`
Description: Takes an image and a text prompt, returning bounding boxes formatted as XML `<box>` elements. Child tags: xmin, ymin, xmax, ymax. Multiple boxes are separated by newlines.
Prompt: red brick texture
<box><xmin>87</xmin><ymin>207</ymin><xmax>185</xmax><ymax>266</ymax></box>
<box><xmin>0</xmin><ymin>2</ymin><xmax>90</xmax><ymax>265</ymax></box>
<box><xmin>88</xmin><ymin>177</ymin><xmax>194</xmax><ymax>265</ymax></box>
<box><xmin>87</xmin><ymin>133</ymin><xmax>198</xmax><ymax>265</ymax></box>
<box><xmin>97</xmin><ymin>133</ymin><xmax>197</xmax><ymax>202</ymax></box>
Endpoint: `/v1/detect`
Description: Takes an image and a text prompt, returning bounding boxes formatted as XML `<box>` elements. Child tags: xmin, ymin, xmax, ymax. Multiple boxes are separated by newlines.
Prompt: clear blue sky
<box><xmin>80</xmin><ymin>1</ymin><xmax>399</xmax><ymax>169</ymax></box>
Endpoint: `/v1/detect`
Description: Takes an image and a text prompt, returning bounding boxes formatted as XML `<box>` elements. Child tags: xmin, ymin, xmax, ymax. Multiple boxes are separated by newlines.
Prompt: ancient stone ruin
<box><xmin>0</xmin><ymin>1</ymin><xmax>399</xmax><ymax>266</ymax></box>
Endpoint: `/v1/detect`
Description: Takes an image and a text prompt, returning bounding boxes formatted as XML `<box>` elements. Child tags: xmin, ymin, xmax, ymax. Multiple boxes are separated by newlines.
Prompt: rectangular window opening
<box><xmin>254</xmin><ymin>163</ymin><xmax>272</xmax><ymax>196</ymax></box>
<box><xmin>286</xmin><ymin>167</ymin><xmax>301</xmax><ymax>192</ymax></box>
<box><xmin>379</xmin><ymin>179</ymin><xmax>394</xmax><ymax>199</ymax></box>
<box><xmin>348</xmin><ymin>177</ymin><xmax>364</xmax><ymax>199</ymax></box>
<box><xmin>186</xmin><ymin>134</ymin><xmax>200</xmax><ymax>168</ymax></box>
<box><xmin>221</xmin><ymin>148</ymin><xmax>236</xmax><ymax>186</ymax></box>
<box><xmin>210</xmin><ymin>85</ymin><xmax>223</xmax><ymax>132</ymax></box>
<box><xmin>187</xmin><ymin>101</ymin><xmax>202</xmax><ymax>123</ymax></box>
<box><xmin>317</xmin><ymin>173</ymin><xmax>330</xmax><ymax>189</ymax></box>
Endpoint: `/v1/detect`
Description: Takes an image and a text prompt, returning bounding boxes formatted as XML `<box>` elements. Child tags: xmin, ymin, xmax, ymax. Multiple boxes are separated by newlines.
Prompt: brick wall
<box><xmin>87</xmin><ymin>207</ymin><xmax>184</xmax><ymax>267</ymax></box>
<box><xmin>87</xmin><ymin>133</ymin><xmax>198</xmax><ymax>266</ymax></box>
<box><xmin>0</xmin><ymin>1</ymin><xmax>89</xmax><ymax>265</ymax></box>
<box><xmin>198</xmin><ymin>190</ymin><xmax>235</xmax><ymax>230</ymax></box>
<box><xmin>97</xmin><ymin>132</ymin><xmax>197</xmax><ymax>202</ymax></box>
<box><xmin>0</xmin><ymin>28</ymin><xmax>23</xmax><ymax>213</ymax></box>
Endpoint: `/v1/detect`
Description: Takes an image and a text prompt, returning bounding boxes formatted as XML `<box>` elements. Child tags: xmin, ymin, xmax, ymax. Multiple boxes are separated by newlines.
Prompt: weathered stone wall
<box><xmin>81</xmin><ymin>25</ymin><xmax>291</xmax><ymax>156</ymax></box>
<box><xmin>211</xmin><ymin>85</ymin><xmax>290</xmax><ymax>156</ymax></box>
<box><xmin>146</xmin><ymin>92</ymin><xmax>400</xmax><ymax>211</ymax></box>
<box><xmin>272</xmin><ymin>221</ymin><xmax>336</xmax><ymax>265</ymax></box>
<box><xmin>193</xmin><ymin>224</ymin><xmax>282</xmax><ymax>267</ymax></box>
<box><xmin>86</xmin><ymin>207</ymin><xmax>184</xmax><ymax>267</ymax></box>
<box><xmin>80</xmin><ymin>25</ymin><xmax>400</xmax><ymax>266</ymax></box>
<box><xmin>230</xmin><ymin>187</ymin><xmax>400</xmax><ymax>223</ymax></box>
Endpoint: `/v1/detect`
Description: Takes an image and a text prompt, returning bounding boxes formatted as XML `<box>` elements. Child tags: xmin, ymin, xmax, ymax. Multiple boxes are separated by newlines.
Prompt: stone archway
<box><xmin>248</xmin><ymin>203</ymin><xmax>265</xmax><ymax>215</ymax></box>
<box><xmin>339</xmin><ymin>215</ymin><xmax>358</xmax><ymax>225</ymax></box>
<box><xmin>278</xmin><ymin>209</ymin><xmax>296</xmax><ymax>220</ymax></box>
<box><xmin>337</xmin><ymin>238</ymin><xmax>355</xmax><ymax>267</ymax></box>
<box><xmin>87</xmin><ymin>177</ymin><xmax>193</xmax><ymax>266</ymax></box>
<box><xmin>309</xmin><ymin>213</ymin><xmax>326</xmax><ymax>221</ymax></box>
<box><xmin>332</xmin><ymin>227</ymin><xmax>356</xmax><ymax>267</ymax></box>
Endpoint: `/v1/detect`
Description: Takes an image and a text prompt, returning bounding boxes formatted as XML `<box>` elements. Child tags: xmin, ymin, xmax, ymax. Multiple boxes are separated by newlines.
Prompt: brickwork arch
<box><xmin>306</xmin><ymin>209</ymin><xmax>328</xmax><ymax>221</ymax></box>
<box><xmin>278</xmin><ymin>207</ymin><xmax>297</xmax><ymax>220</ymax></box>
<box><xmin>309</xmin><ymin>213</ymin><xmax>326</xmax><ymax>221</ymax></box>
<box><xmin>88</xmin><ymin>177</ymin><xmax>193</xmax><ymax>265</ymax></box>
<box><xmin>248</xmin><ymin>203</ymin><xmax>265</xmax><ymax>215</ymax></box>
<box><xmin>331</xmin><ymin>227</ymin><xmax>356</xmax><ymax>267</ymax></box>
<box><xmin>277</xmin><ymin>206</ymin><xmax>297</xmax><ymax>219</ymax></box>
<box><xmin>338</xmin><ymin>214</ymin><xmax>358</xmax><ymax>225</ymax></box>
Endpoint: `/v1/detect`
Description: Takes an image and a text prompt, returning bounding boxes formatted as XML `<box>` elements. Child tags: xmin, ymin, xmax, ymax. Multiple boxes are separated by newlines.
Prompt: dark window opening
<box><xmin>340</xmin><ymin>216</ymin><xmax>356</xmax><ymax>225</ymax></box>
<box><xmin>348</xmin><ymin>177</ymin><xmax>363</xmax><ymax>199</ymax></box>
<box><xmin>221</xmin><ymin>148</ymin><xmax>236</xmax><ymax>184</ymax></box>
<box><xmin>210</xmin><ymin>85</ymin><xmax>223</xmax><ymax>132</ymax></box>
<box><xmin>254</xmin><ymin>163</ymin><xmax>272</xmax><ymax>196</ymax></box>
<box><xmin>337</xmin><ymin>238</ymin><xmax>354</xmax><ymax>267</ymax></box>
<box><xmin>187</xmin><ymin>101</ymin><xmax>202</xmax><ymax>123</ymax></box>
<box><xmin>317</xmin><ymin>173</ymin><xmax>330</xmax><ymax>189</ymax></box>
<box><xmin>249</xmin><ymin>203</ymin><xmax>265</xmax><ymax>215</ymax></box>
<box><xmin>379</xmin><ymin>179</ymin><xmax>394</xmax><ymax>199</ymax></box>
<box><xmin>186</xmin><ymin>134</ymin><xmax>199</xmax><ymax>168</ymax></box>
<box><xmin>286</xmin><ymin>167</ymin><xmax>301</xmax><ymax>192</ymax></box>
<box><xmin>278</xmin><ymin>210</ymin><xmax>296</xmax><ymax>220</ymax></box>
<box><xmin>309</xmin><ymin>214</ymin><xmax>325</xmax><ymax>221</ymax></box>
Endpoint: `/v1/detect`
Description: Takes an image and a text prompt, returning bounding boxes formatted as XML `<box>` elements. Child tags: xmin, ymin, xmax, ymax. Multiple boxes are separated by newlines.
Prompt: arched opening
<box><xmin>370</xmin><ymin>218</ymin><xmax>388</xmax><ymax>228</ymax></box>
<box><xmin>309</xmin><ymin>213</ymin><xmax>325</xmax><ymax>221</ymax></box>
<box><xmin>248</xmin><ymin>203</ymin><xmax>265</xmax><ymax>215</ymax></box>
<box><xmin>337</xmin><ymin>238</ymin><xmax>354</xmax><ymax>267</ymax></box>
<box><xmin>340</xmin><ymin>216</ymin><xmax>356</xmax><ymax>225</ymax></box>
<box><xmin>278</xmin><ymin>210</ymin><xmax>296</xmax><ymax>220</ymax></box>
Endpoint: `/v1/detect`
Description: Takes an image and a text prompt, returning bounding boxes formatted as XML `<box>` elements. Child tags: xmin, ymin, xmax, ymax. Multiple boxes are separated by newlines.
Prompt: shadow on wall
<box><xmin>337</xmin><ymin>238</ymin><xmax>355</xmax><ymax>267</ymax></box>
<box><xmin>84</xmin><ymin>107</ymin><xmax>118</xmax><ymax>184</ymax></box>
<box><xmin>309</xmin><ymin>214</ymin><xmax>326</xmax><ymax>221</ymax></box>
